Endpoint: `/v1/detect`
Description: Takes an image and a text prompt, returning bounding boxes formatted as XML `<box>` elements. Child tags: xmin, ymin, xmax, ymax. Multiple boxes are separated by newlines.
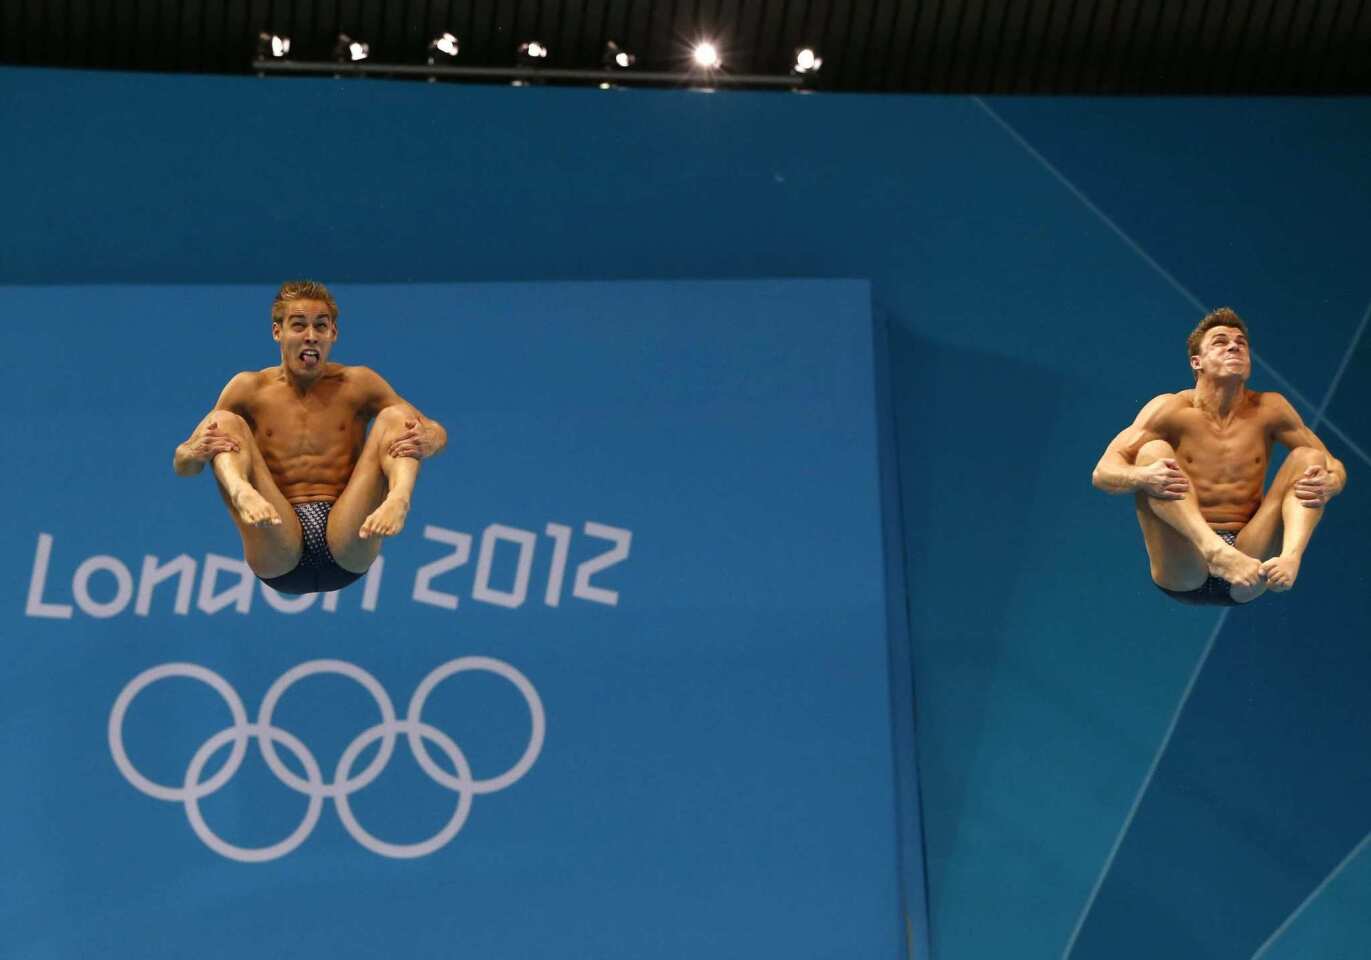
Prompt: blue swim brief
<box><xmin>259</xmin><ymin>501</ymin><xmax>365</xmax><ymax>595</ymax></box>
<box><xmin>1155</xmin><ymin>530</ymin><xmax>1241</xmax><ymax>607</ymax></box>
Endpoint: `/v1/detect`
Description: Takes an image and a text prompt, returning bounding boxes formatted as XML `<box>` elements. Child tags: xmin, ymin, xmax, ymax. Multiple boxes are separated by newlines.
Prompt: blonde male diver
<box><xmin>1093</xmin><ymin>307</ymin><xmax>1347</xmax><ymax>606</ymax></box>
<box><xmin>172</xmin><ymin>281</ymin><xmax>448</xmax><ymax>594</ymax></box>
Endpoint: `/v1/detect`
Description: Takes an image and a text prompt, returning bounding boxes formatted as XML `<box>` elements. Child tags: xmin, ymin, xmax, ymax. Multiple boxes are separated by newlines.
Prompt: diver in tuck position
<box><xmin>1092</xmin><ymin>307</ymin><xmax>1347</xmax><ymax>605</ymax></box>
<box><xmin>172</xmin><ymin>280</ymin><xmax>447</xmax><ymax>594</ymax></box>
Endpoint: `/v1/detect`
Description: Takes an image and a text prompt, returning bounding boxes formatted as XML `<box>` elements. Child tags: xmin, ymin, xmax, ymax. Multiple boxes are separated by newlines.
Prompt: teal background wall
<box><xmin>3</xmin><ymin>67</ymin><xmax>1369</xmax><ymax>959</ymax></box>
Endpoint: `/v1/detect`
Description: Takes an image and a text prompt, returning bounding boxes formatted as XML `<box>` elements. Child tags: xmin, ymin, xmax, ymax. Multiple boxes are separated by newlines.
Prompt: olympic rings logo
<box><xmin>108</xmin><ymin>657</ymin><xmax>545</xmax><ymax>862</ymax></box>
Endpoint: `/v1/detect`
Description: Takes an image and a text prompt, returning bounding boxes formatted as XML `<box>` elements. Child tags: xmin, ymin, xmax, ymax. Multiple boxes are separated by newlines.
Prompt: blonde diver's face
<box><xmin>273</xmin><ymin>300</ymin><xmax>337</xmax><ymax>375</ymax></box>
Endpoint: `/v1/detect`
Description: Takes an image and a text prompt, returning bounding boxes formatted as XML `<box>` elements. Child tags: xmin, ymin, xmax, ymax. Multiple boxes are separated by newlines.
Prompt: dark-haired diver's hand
<box><xmin>1293</xmin><ymin>465</ymin><xmax>1334</xmax><ymax>507</ymax></box>
<box><xmin>1138</xmin><ymin>458</ymin><xmax>1190</xmax><ymax>500</ymax></box>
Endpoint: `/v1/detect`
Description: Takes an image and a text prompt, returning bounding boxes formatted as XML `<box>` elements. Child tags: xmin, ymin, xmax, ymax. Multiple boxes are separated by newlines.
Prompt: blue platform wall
<box><xmin>1</xmin><ymin>279</ymin><xmax>919</xmax><ymax>960</ymax></box>
<box><xmin>3</xmin><ymin>67</ymin><xmax>1370</xmax><ymax>960</ymax></box>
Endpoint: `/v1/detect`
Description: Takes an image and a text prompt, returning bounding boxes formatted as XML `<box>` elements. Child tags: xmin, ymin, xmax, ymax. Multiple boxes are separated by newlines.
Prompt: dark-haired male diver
<box><xmin>1092</xmin><ymin>308</ymin><xmax>1347</xmax><ymax>605</ymax></box>
<box><xmin>172</xmin><ymin>281</ymin><xmax>447</xmax><ymax>594</ymax></box>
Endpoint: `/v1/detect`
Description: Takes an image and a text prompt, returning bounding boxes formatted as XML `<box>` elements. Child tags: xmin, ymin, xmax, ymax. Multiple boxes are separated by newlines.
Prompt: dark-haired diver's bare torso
<box><xmin>1110</xmin><ymin>388</ymin><xmax>1286</xmax><ymax>531</ymax></box>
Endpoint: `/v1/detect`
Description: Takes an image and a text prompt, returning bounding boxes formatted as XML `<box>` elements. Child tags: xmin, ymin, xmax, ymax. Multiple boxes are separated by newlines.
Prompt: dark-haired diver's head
<box><xmin>1188</xmin><ymin>307</ymin><xmax>1250</xmax><ymax>384</ymax></box>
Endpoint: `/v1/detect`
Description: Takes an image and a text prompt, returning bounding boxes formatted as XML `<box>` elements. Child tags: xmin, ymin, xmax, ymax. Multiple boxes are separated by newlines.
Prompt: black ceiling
<box><xmin>3</xmin><ymin>0</ymin><xmax>1370</xmax><ymax>93</ymax></box>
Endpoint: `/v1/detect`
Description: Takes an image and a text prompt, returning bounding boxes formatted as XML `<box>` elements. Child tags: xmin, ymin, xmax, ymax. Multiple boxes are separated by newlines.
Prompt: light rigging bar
<box><xmin>251</xmin><ymin>59</ymin><xmax>806</xmax><ymax>90</ymax></box>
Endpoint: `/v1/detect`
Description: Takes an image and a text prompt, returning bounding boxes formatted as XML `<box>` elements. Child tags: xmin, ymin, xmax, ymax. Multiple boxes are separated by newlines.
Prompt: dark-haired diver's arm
<box><xmin>1092</xmin><ymin>393</ymin><xmax>1186</xmax><ymax>497</ymax></box>
<box><xmin>1269</xmin><ymin>393</ymin><xmax>1347</xmax><ymax>504</ymax></box>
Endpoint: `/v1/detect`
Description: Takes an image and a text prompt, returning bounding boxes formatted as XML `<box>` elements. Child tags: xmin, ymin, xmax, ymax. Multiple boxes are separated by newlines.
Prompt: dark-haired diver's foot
<box><xmin>1204</xmin><ymin>540</ymin><xmax>1262</xmax><ymax>589</ymax></box>
<box><xmin>1260</xmin><ymin>554</ymin><xmax>1301</xmax><ymax>592</ymax></box>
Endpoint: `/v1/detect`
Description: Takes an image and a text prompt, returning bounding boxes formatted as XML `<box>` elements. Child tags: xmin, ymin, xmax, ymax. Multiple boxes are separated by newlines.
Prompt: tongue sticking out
<box><xmin>301</xmin><ymin>351</ymin><xmax>319</xmax><ymax>367</ymax></box>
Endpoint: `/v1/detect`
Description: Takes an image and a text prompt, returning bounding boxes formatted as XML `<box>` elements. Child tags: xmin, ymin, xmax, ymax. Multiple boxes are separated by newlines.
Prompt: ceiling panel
<box><xmin>1</xmin><ymin>0</ymin><xmax>1368</xmax><ymax>92</ymax></box>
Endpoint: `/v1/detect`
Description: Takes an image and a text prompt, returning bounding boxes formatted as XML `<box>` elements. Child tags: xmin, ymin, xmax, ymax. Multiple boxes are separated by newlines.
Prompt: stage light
<box><xmin>603</xmin><ymin>41</ymin><xmax>635</xmax><ymax>69</ymax></box>
<box><xmin>519</xmin><ymin>41</ymin><xmax>549</xmax><ymax>61</ymax></box>
<box><xmin>334</xmin><ymin>34</ymin><xmax>369</xmax><ymax>62</ymax></box>
<box><xmin>692</xmin><ymin>42</ymin><xmax>721</xmax><ymax>70</ymax></box>
<box><xmin>428</xmin><ymin>32</ymin><xmax>459</xmax><ymax>61</ymax></box>
<box><xmin>793</xmin><ymin>47</ymin><xmax>822</xmax><ymax>74</ymax></box>
<box><xmin>256</xmin><ymin>32</ymin><xmax>291</xmax><ymax>58</ymax></box>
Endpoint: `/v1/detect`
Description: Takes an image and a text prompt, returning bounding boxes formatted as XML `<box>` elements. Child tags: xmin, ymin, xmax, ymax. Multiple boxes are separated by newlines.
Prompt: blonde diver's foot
<box><xmin>359</xmin><ymin>496</ymin><xmax>410</xmax><ymax>539</ymax></box>
<box><xmin>230</xmin><ymin>484</ymin><xmax>282</xmax><ymax>528</ymax></box>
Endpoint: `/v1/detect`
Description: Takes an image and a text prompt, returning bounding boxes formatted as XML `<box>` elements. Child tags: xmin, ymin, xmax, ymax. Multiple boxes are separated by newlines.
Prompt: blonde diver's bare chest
<box><xmin>249</xmin><ymin>387</ymin><xmax>365</xmax><ymax>464</ymax></box>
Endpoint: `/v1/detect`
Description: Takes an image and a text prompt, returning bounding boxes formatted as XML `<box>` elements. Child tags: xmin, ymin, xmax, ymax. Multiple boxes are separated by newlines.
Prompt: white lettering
<box><xmin>473</xmin><ymin>524</ymin><xmax>536</xmax><ymax>609</ymax></box>
<box><xmin>413</xmin><ymin>526</ymin><xmax>471</xmax><ymax>610</ymax></box>
<box><xmin>543</xmin><ymin>523</ymin><xmax>572</xmax><ymax>607</ymax></box>
<box><xmin>20</xmin><ymin>516</ymin><xmax>630</xmax><ymax>621</ymax></box>
<box><xmin>573</xmin><ymin>522</ymin><xmax>632</xmax><ymax>606</ymax></box>
<box><xmin>73</xmin><ymin>555</ymin><xmax>135</xmax><ymax>619</ymax></box>
<box><xmin>197</xmin><ymin>554</ymin><xmax>255</xmax><ymax>615</ymax></box>
<box><xmin>136</xmin><ymin>554</ymin><xmax>197</xmax><ymax>616</ymax></box>
<box><xmin>361</xmin><ymin>556</ymin><xmax>384</xmax><ymax>612</ymax></box>
<box><xmin>25</xmin><ymin>533</ymin><xmax>73</xmax><ymax>619</ymax></box>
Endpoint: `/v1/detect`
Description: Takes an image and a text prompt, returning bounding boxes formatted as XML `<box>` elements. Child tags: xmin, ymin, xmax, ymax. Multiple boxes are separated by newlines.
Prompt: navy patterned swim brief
<box><xmin>259</xmin><ymin>501</ymin><xmax>365</xmax><ymax>595</ymax></box>
<box><xmin>1155</xmin><ymin>529</ymin><xmax>1241</xmax><ymax>607</ymax></box>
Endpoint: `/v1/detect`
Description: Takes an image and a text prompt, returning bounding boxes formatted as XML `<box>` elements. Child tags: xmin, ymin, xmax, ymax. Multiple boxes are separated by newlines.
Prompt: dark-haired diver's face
<box><xmin>272</xmin><ymin>300</ymin><xmax>337</xmax><ymax>377</ymax></box>
<box><xmin>1191</xmin><ymin>325</ymin><xmax>1250</xmax><ymax>383</ymax></box>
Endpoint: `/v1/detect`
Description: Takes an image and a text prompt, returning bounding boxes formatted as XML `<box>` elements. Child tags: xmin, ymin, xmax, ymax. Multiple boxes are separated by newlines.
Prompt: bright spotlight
<box><xmin>793</xmin><ymin>47</ymin><xmax>822</xmax><ymax>74</ymax></box>
<box><xmin>334</xmin><ymin>34</ymin><xmax>369</xmax><ymax>62</ymax></box>
<box><xmin>429</xmin><ymin>32</ymin><xmax>459</xmax><ymax>60</ymax></box>
<box><xmin>519</xmin><ymin>41</ymin><xmax>549</xmax><ymax>60</ymax></box>
<box><xmin>692</xmin><ymin>42</ymin><xmax>721</xmax><ymax>70</ymax></box>
<box><xmin>604</xmin><ymin>41</ymin><xmax>635</xmax><ymax>69</ymax></box>
<box><xmin>256</xmin><ymin>32</ymin><xmax>291</xmax><ymax>59</ymax></box>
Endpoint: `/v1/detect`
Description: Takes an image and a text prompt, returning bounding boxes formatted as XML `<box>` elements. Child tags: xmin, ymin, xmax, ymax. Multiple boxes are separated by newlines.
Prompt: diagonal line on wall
<box><xmin>969</xmin><ymin>96</ymin><xmax>1371</xmax><ymax>472</ymax></box>
<box><xmin>1314</xmin><ymin>297</ymin><xmax>1371</xmax><ymax>422</ymax></box>
<box><xmin>1057</xmin><ymin>610</ymin><xmax>1227</xmax><ymax>960</ymax></box>
<box><xmin>1310</xmin><ymin>413</ymin><xmax>1371</xmax><ymax>470</ymax></box>
<box><xmin>1261</xmin><ymin>290</ymin><xmax>1371</xmax><ymax>461</ymax></box>
<box><xmin>1255</xmin><ymin>354</ymin><xmax>1371</xmax><ymax>468</ymax></box>
<box><xmin>1248</xmin><ymin>352</ymin><xmax>1327</xmax><ymax>428</ymax></box>
<box><xmin>1248</xmin><ymin>828</ymin><xmax>1371</xmax><ymax>960</ymax></box>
